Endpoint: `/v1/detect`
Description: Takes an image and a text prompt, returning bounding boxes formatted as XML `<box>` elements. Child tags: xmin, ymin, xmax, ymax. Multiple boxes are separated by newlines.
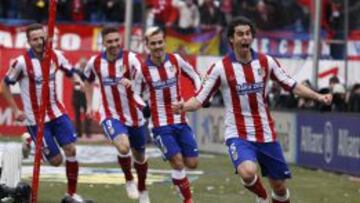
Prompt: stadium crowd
<box><xmin>1</xmin><ymin>0</ymin><xmax>360</xmax><ymax>33</ymax></box>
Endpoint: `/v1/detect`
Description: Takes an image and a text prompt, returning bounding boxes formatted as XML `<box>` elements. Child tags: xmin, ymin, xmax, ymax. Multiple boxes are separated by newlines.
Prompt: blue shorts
<box><xmin>226</xmin><ymin>138</ymin><xmax>291</xmax><ymax>180</ymax></box>
<box><xmin>27</xmin><ymin>115</ymin><xmax>77</xmax><ymax>160</ymax></box>
<box><xmin>101</xmin><ymin>118</ymin><xmax>147</xmax><ymax>153</ymax></box>
<box><xmin>152</xmin><ymin>123</ymin><xmax>198</xmax><ymax>160</ymax></box>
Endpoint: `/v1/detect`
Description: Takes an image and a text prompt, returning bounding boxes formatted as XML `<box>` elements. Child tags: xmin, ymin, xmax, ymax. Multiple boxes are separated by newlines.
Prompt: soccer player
<box><xmin>172</xmin><ymin>17</ymin><xmax>332</xmax><ymax>203</ymax></box>
<box><xmin>83</xmin><ymin>26</ymin><xmax>150</xmax><ymax>203</ymax></box>
<box><xmin>133</xmin><ymin>27</ymin><xmax>202</xmax><ymax>203</ymax></box>
<box><xmin>1</xmin><ymin>23</ymin><xmax>88</xmax><ymax>203</ymax></box>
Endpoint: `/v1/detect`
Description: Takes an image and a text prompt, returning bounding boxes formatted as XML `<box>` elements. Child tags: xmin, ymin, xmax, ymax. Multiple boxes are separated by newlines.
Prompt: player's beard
<box><xmin>153</xmin><ymin>48</ymin><xmax>164</xmax><ymax>59</ymax></box>
<box><xmin>32</xmin><ymin>44</ymin><xmax>45</xmax><ymax>58</ymax></box>
<box><xmin>108</xmin><ymin>46</ymin><xmax>120</xmax><ymax>57</ymax></box>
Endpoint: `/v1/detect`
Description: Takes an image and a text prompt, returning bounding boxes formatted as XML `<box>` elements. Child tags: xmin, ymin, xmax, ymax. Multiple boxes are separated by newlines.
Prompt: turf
<box><xmin>28</xmin><ymin>153</ymin><xmax>360</xmax><ymax>203</ymax></box>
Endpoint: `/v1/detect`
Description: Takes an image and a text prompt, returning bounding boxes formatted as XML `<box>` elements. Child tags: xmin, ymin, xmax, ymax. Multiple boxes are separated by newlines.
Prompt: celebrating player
<box><xmin>172</xmin><ymin>17</ymin><xmax>332</xmax><ymax>203</ymax></box>
<box><xmin>133</xmin><ymin>27</ymin><xmax>202</xmax><ymax>203</ymax></box>
<box><xmin>83</xmin><ymin>26</ymin><xmax>150</xmax><ymax>203</ymax></box>
<box><xmin>1</xmin><ymin>23</ymin><xmax>89</xmax><ymax>203</ymax></box>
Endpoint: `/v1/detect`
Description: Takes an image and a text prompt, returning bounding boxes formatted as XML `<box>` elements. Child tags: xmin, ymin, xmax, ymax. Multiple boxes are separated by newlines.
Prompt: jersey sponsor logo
<box><xmin>34</xmin><ymin>73</ymin><xmax>56</xmax><ymax>85</ymax></box>
<box><xmin>236</xmin><ymin>82</ymin><xmax>264</xmax><ymax>95</ymax></box>
<box><xmin>102</xmin><ymin>76</ymin><xmax>123</xmax><ymax>86</ymax></box>
<box><xmin>152</xmin><ymin>77</ymin><xmax>177</xmax><ymax>90</ymax></box>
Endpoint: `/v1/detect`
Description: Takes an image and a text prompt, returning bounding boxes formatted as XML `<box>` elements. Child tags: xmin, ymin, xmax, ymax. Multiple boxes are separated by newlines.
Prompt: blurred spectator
<box><xmin>172</xmin><ymin>0</ymin><xmax>200</xmax><ymax>34</ymax></box>
<box><xmin>298</xmin><ymin>80</ymin><xmax>316</xmax><ymax>110</ymax></box>
<box><xmin>72</xmin><ymin>58</ymin><xmax>91</xmax><ymax>138</ymax></box>
<box><xmin>220</xmin><ymin>0</ymin><xmax>233</xmax><ymax>25</ymax></box>
<box><xmin>331</xmin><ymin>83</ymin><xmax>347</xmax><ymax>111</ymax></box>
<box><xmin>32</xmin><ymin>0</ymin><xmax>49</xmax><ymax>22</ymax></box>
<box><xmin>317</xmin><ymin>87</ymin><xmax>332</xmax><ymax>112</ymax></box>
<box><xmin>328</xmin><ymin>0</ymin><xmax>360</xmax><ymax>59</ymax></box>
<box><xmin>102</xmin><ymin>0</ymin><xmax>125</xmax><ymax>22</ymax></box>
<box><xmin>329</xmin><ymin>75</ymin><xmax>340</xmax><ymax>91</ymax></box>
<box><xmin>199</xmin><ymin>0</ymin><xmax>226</xmax><ymax>30</ymax></box>
<box><xmin>0</xmin><ymin>0</ymin><xmax>20</xmax><ymax>19</ymax></box>
<box><xmin>133</xmin><ymin>0</ymin><xmax>143</xmax><ymax>24</ymax></box>
<box><xmin>70</xmin><ymin>0</ymin><xmax>85</xmax><ymax>21</ymax></box>
<box><xmin>348</xmin><ymin>84</ymin><xmax>360</xmax><ymax>112</ymax></box>
<box><xmin>146</xmin><ymin>0</ymin><xmax>178</xmax><ymax>28</ymax></box>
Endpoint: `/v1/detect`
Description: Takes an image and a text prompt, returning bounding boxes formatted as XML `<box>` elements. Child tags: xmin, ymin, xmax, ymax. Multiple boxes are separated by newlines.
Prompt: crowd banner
<box><xmin>297</xmin><ymin>112</ymin><xmax>360</xmax><ymax>176</ymax></box>
<box><xmin>272</xmin><ymin>112</ymin><xmax>297</xmax><ymax>163</ymax></box>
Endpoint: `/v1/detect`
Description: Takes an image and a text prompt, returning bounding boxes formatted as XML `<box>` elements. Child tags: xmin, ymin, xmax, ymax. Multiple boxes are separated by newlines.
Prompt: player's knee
<box><xmin>49</xmin><ymin>154</ymin><xmax>63</xmax><ymax>166</ymax></box>
<box><xmin>169</xmin><ymin>154</ymin><xmax>185</xmax><ymax>170</ymax></box>
<box><xmin>62</xmin><ymin>144</ymin><xmax>76</xmax><ymax>157</ymax></box>
<box><xmin>237</xmin><ymin>163</ymin><xmax>257</xmax><ymax>181</ymax></box>
<box><xmin>184</xmin><ymin>159</ymin><xmax>198</xmax><ymax>169</ymax></box>
<box><xmin>117</xmin><ymin>144</ymin><xmax>130</xmax><ymax>155</ymax></box>
<box><xmin>114</xmin><ymin>135</ymin><xmax>130</xmax><ymax>155</ymax></box>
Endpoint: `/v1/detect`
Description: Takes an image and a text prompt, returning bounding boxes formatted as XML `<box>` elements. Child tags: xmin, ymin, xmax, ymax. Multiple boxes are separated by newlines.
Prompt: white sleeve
<box><xmin>175</xmin><ymin>54</ymin><xmax>202</xmax><ymax>91</ymax></box>
<box><xmin>268</xmin><ymin>56</ymin><xmax>297</xmax><ymax>91</ymax></box>
<box><xmin>195</xmin><ymin>63</ymin><xmax>221</xmax><ymax>104</ymax></box>
<box><xmin>83</xmin><ymin>56</ymin><xmax>96</xmax><ymax>83</ymax></box>
<box><xmin>55</xmin><ymin>51</ymin><xmax>74</xmax><ymax>77</ymax></box>
<box><xmin>4</xmin><ymin>56</ymin><xmax>24</xmax><ymax>85</ymax></box>
<box><xmin>132</xmin><ymin>65</ymin><xmax>147</xmax><ymax>108</ymax></box>
<box><xmin>128</xmin><ymin>53</ymin><xmax>146</xmax><ymax>108</ymax></box>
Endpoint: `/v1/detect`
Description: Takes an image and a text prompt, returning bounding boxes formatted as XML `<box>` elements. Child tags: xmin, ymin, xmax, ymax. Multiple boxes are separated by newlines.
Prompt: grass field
<box><xmin>26</xmin><ymin>151</ymin><xmax>359</xmax><ymax>203</ymax></box>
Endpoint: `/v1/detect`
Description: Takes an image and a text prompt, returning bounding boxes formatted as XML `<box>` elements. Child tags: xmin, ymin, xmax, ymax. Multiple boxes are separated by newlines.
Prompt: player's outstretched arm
<box><xmin>292</xmin><ymin>82</ymin><xmax>332</xmax><ymax>105</ymax></box>
<box><xmin>1</xmin><ymin>80</ymin><xmax>25</xmax><ymax>121</ymax></box>
<box><xmin>172</xmin><ymin>97</ymin><xmax>202</xmax><ymax>114</ymax></box>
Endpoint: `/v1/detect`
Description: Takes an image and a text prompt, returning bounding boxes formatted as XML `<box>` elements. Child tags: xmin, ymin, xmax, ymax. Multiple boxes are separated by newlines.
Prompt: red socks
<box><xmin>243</xmin><ymin>175</ymin><xmax>268</xmax><ymax>199</ymax></box>
<box><xmin>134</xmin><ymin>160</ymin><xmax>148</xmax><ymax>192</ymax></box>
<box><xmin>117</xmin><ymin>155</ymin><xmax>134</xmax><ymax>181</ymax></box>
<box><xmin>66</xmin><ymin>160</ymin><xmax>79</xmax><ymax>196</ymax></box>
<box><xmin>172</xmin><ymin>170</ymin><xmax>192</xmax><ymax>201</ymax></box>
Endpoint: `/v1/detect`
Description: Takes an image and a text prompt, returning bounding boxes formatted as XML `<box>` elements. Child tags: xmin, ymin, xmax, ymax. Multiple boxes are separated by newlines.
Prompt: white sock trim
<box><xmin>134</xmin><ymin>157</ymin><xmax>148</xmax><ymax>165</ymax></box>
<box><xmin>66</xmin><ymin>156</ymin><xmax>77</xmax><ymax>162</ymax></box>
<box><xmin>241</xmin><ymin>174</ymin><xmax>258</xmax><ymax>187</ymax></box>
<box><xmin>272</xmin><ymin>189</ymin><xmax>290</xmax><ymax>202</ymax></box>
<box><xmin>118</xmin><ymin>151</ymin><xmax>131</xmax><ymax>158</ymax></box>
<box><xmin>171</xmin><ymin>169</ymin><xmax>186</xmax><ymax>180</ymax></box>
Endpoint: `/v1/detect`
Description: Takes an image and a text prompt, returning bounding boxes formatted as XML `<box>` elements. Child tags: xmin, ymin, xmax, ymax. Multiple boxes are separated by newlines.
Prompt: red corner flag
<box><xmin>31</xmin><ymin>0</ymin><xmax>57</xmax><ymax>202</ymax></box>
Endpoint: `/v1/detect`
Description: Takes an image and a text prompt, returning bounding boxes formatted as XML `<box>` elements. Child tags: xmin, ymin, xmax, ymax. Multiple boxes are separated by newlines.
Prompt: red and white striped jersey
<box><xmin>134</xmin><ymin>53</ymin><xmax>202</xmax><ymax>128</ymax></box>
<box><xmin>196</xmin><ymin>51</ymin><xmax>297</xmax><ymax>143</ymax></box>
<box><xmin>4</xmin><ymin>49</ymin><xmax>73</xmax><ymax>126</ymax></box>
<box><xmin>84</xmin><ymin>51</ymin><xmax>145</xmax><ymax>127</ymax></box>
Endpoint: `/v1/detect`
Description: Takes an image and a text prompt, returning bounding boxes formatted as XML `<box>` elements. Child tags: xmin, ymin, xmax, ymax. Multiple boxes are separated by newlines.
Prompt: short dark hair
<box><xmin>26</xmin><ymin>23</ymin><xmax>44</xmax><ymax>39</ymax></box>
<box><xmin>101</xmin><ymin>25</ymin><xmax>119</xmax><ymax>38</ymax></box>
<box><xmin>227</xmin><ymin>16</ymin><xmax>256</xmax><ymax>40</ymax></box>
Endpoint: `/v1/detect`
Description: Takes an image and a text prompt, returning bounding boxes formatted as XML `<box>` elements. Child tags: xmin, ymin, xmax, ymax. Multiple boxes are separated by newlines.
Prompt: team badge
<box><xmin>258</xmin><ymin>68</ymin><xmax>265</xmax><ymax>77</ymax></box>
<box><xmin>168</xmin><ymin>65</ymin><xmax>175</xmax><ymax>73</ymax></box>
